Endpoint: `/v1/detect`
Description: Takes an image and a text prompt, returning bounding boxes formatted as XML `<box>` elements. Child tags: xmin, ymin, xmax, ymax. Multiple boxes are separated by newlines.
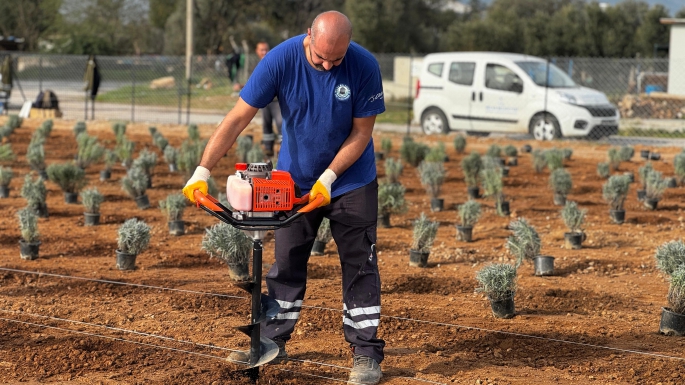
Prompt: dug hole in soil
<box><xmin>1</xmin><ymin>117</ymin><xmax>685</xmax><ymax>384</ymax></box>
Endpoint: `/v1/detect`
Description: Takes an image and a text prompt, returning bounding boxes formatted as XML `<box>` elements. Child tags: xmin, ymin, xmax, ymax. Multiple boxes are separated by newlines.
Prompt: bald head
<box><xmin>310</xmin><ymin>11</ymin><xmax>352</xmax><ymax>46</ymax></box>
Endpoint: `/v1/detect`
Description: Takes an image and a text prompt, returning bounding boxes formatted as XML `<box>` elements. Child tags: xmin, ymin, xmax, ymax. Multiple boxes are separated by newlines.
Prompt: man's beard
<box><xmin>309</xmin><ymin>46</ymin><xmax>326</xmax><ymax>71</ymax></box>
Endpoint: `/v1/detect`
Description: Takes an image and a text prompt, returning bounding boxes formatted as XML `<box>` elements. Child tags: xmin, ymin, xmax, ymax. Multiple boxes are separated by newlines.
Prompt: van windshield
<box><xmin>516</xmin><ymin>61</ymin><xmax>577</xmax><ymax>88</ymax></box>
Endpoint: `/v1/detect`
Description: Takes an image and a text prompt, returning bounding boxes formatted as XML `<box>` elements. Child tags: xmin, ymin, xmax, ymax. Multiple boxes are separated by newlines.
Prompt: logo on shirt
<box><xmin>335</xmin><ymin>84</ymin><xmax>351</xmax><ymax>101</ymax></box>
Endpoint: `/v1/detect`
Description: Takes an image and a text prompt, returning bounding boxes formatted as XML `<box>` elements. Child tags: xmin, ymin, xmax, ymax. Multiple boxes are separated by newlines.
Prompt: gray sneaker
<box><xmin>228</xmin><ymin>339</ymin><xmax>287</xmax><ymax>365</ymax></box>
<box><xmin>348</xmin><ymin>355</ymin><xmax>382</xmax><ymax>384</ymax></box>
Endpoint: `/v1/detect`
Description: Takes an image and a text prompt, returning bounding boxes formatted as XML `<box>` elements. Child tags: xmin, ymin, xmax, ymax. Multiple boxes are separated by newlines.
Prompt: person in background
<box><xmin>253</xmin><ymin>41</ymin><xmax>282</xmax><ymax>157</ymax></box>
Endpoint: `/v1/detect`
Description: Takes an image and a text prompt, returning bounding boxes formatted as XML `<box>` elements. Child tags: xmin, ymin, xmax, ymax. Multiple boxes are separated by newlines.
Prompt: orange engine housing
<box><xmin>251</xmin><ymin>170</ymin><xmax>296</xmax><ymax>212</ymax></box>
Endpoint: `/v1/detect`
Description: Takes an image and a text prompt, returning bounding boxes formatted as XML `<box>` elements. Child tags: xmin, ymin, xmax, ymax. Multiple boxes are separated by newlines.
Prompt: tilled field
<box><xmin>1</xmin><ymin>117</ymin><xmax>685</xmax><ymax>384</ymax></box>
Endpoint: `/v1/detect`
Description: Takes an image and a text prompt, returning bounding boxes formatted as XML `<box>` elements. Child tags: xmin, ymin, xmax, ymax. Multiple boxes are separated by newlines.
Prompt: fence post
<box><xmin>178</xmin><ymin>81</ymin><xmax>182</xmax><ymax>125</ymax></box>
<box><xmin>131</xmin><ymin>62</ymin><xmax>135</xmax><ymax>122</ymax></box>
<box><xmin>186</xmin><ymin>78</ymin><xmax>191</xmax><ymax>125</ymax></box>
<box><xmin>38</xmin><ymin>56</ymin><xmax>43</xmax><ymax>92</ymax></box>
<box><xmin>407</xmin><ymin>54</ymin><xmax>412</xmax><ymax>138</ymax></box>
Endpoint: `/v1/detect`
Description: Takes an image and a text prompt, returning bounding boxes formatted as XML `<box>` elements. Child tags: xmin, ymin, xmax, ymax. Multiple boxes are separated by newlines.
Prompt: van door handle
<box><xmin>479</xmin><ymin>92</ymin><xmax>483</xmax><ymax>101</ymax></box>
<box><xmin>472</xmin><ymin>92</ymin><xmax>476</xmax><ymax>101</ymax></box>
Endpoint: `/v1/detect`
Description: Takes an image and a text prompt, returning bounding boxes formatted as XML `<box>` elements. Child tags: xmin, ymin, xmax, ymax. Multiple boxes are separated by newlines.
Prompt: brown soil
<box><xmin>1</xmin><ymin>117</ymin><xmax>685</xmax><ymax>385</ymax></box>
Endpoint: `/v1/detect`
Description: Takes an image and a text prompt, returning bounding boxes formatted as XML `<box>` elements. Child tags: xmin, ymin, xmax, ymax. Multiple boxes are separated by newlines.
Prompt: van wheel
<box><xmin>529</xmin><ymin>113</ymin><xmax>561</xmax><ymax>141</ymax></box>
<box><xmin>421</xmin><ymin>108</ymin><xmax>449</xmax><ymax>135</ymax></box>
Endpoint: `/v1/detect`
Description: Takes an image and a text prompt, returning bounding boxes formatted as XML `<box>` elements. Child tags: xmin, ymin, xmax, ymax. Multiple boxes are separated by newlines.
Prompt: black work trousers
<box><xmin>261</xmin><ymin>100</ymin><xmax>282</xmax><ymax>152</ymax></box>
<box><xmin>262</xmin><ymin>179</ymin><xmax>385</xmax><ymax>363</ymax></box>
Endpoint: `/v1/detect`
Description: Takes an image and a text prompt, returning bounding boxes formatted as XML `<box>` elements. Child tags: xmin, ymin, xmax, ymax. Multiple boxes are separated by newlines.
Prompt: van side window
<box><xmin>448</xmin><ymin>62</ymin><xmax>475</xmax><ymax>86</ymax></box>
<box><xmin>485</xmin><ymin>64</ymin><xmax>524</xmax><ymax>93</ymax></box>
<box><xmin>427</xmin><ymin>63</ymin><xmax>444</xmax><ymax>78</ymax></box>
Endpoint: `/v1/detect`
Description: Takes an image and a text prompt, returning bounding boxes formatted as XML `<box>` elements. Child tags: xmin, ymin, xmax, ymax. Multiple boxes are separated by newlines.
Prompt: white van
<box><xmin>412</xmin><ymin>52</ymin><xmax>619</xmax><ymax>140</ymax></box>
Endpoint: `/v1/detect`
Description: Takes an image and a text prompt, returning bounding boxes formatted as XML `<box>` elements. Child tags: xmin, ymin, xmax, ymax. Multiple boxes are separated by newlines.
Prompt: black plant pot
<box><xmin>624</xmin><ymin>172</ymin><xmax>634</xmax><ymax>183</ymax></box>
<box><xmin>100</xmin><ymin>170</ymin><xmax>111</xmax><ymax>182</ymax></box>
<box><xmin>19</xmin><ymin>240</ymin><xmax>41</xmax><ymax>260</ymax></box>
<box><xmin>659</xmin><ymin>307</ymin><xmax>685</xmax><ymax>336</ymax></box>
<box><xmin>667</xmin><ymin>178</ymin><xmax>678</xmax><ymax>188</ymax></box>
<box><xmin>168</xmin><ymin>163</ymin><xmax>178</xmax><ymax>172</ymax></box>
<box><xmin>409</xmin><ymin>249</ymin><xmax>429</xmax><ymax>268</ymax></box>
<box><xmin>533</xmin><ymin>256</ymin><xmax>555</xmax><ymax>276</ymax></box>
<box><xmin>507</xmin><ymin>158</ymin><xmax>518</xmax><ymax>166</ymax></box>
<box><xmin>311</xmin><ymin>240</ymin><xmax>326</xmax><ymax>256</ymax></box>
<box><xmin>64</xmin><ymin>192</ymin><xmax>78</xmax><ymax>204</ymax></box>
<box><xmin>553</xmin><ymin>193</ymin><xmax>566</xmax><ymax>206</ymax></box>
<box><xmin>84</xmin><ymin>212</ymin><xmax>100</xmax><ymax>226</ymax></box>
<box><xmin>116</xmin><ymin>250</ymin><xmax>137</xmax><ymax>270</ymax></box>
<box><xmin>377</xmin><ymin>213</ymin><xmax>391</xmax><ymax>228</ymax></box>
<box><xmin>564</xmin><ymin>232</ymin><xmax>583</xmax><ymax>250</ymax></box>
<box><xmin>497</xmin><ymin>158</ymin><xmax>505</xmax><ymax>167</ymax></box>
<box><xmin>489</xmin><ymin>295</ymin><xmax>515</xmax><ymax>319</ymax></box>
<box><xmin>33</xmin><ymin>202</ymin><xmax>49</xmax><ymax>218</ymax></box>
<box><xmin>502</xmin><ymin>167</ymin><xmax>509</xmax><ymax>177</ymax></box>
<box><xmin>374</xmin><ymin>152</ymin><xmax>384</xmax><ymax>161</ymax></box>
<box><xmin>228</xmin><ymin>262</ymin><xmax>250</xmax><ymax>281</ymax></box>
<box><xmin>467</xmin><ymin>186</ymin><xmax>480</xmax><ymax>199</ymax></box>
<box><xmin>521</xmin><ymin>144</ymin><xmax>532</xmax><ymax>153</ymax></box>
<box><xmin>147</xmin><ymin>177</ymin><xmax>153</xmax><ymax>189</ymax></box>
<box><xmin>637</xmin><ymin>189</ymin><xmax>646</xmax><ymax>201</ymax></box>
<box><xmin>38</xmin><ymin>169</ymin><xmax>48</xmax><ymax>181</ymax></box>
<box><xmin>456</xmin><ymin>225</ymin><xmax>473</xmax><ymax>242</ymax></box>
<box><xmin>0</xmin><ymin>184</ymin><xmax>9</xmax><ymax>198</ymax></box>
<box><xmin>650</xmin><ymin>152</ymin><xmax>661</xmax><ymax>161</ymax></box>
<box><xmin>499</xmin><ymin>201</ymin><xmax>510</xmax><ymax>216</ymax></box>
<box><xmin>430</xmin><ymin>198</ymin><xmax>444</xmax><ymax>212</ymax></box>
<box><xmin>610</xmin><ymin>209</ymin><xmax>625</xmax><ymax>224</ymax></box>
<box><xmin>640</xmin><ymin>150</ymin><xmax>650</xmax><ymax>160</ymax></box>
<box><xmin>644</xmin><ymin>198</ymin><xmax>659</xmax><ymax>210</ymax></box>
<box><xmin>168</xmin><ymin>220</ymin><xmax>185</xmax><ymax>236</ymax></box>
<box><xmin>134</xmin><ymin>195</ymin><xmax>151</xmax><ymax>210</ymax></box>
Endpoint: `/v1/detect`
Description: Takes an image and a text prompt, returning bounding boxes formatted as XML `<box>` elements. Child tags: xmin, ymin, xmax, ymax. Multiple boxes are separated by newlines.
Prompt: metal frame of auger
<box><xmin>193</xmin><ymin>190</ymin><xmax>324</xmax><ymax>381</ymax></box>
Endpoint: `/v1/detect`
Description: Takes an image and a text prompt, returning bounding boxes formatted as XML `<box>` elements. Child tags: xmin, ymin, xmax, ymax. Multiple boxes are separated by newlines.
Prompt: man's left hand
<box><xmin>310</xmin><ymin>169</ymin><xmax>337</xmax><ymax>206</ymax></box>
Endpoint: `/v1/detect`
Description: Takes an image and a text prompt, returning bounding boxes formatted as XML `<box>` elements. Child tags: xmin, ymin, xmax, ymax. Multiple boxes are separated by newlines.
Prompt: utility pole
<box><xmin>185</xmin><ymin>0</ymin><xmax>193</xmax><ymax>82</ymax></box>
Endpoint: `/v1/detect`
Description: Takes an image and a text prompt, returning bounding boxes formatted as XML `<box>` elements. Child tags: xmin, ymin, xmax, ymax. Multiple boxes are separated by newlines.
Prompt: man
<box><xmin>253</xmin><ymin>41</ymin><xmax>282</xmax><ymax>157</ymax></box>
<box><xmin>182</xmin><ymin>11</ymin><xmax>385</xmax><ymax>385</ymax></box>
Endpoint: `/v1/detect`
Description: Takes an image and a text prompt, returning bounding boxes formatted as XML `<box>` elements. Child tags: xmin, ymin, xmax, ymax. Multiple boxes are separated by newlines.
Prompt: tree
<box><xmin>0</xmin><ymin>0</ymin><xmax>61</xmax><ymax>51</ymax></box>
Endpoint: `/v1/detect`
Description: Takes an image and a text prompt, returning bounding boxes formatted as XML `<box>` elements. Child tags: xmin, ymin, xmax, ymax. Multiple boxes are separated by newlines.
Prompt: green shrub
<box><xmin>602</xmin><ymin>175</ymin><xmax>630</xmax><ymax>211</ymax></box>
<box><xmin>418</xmin><ymin>161</ymin><xmax>446</xmax><ymax>198</ymax></box>
<box><xmin>668</xmin><ymin>266</ymin><xmax>685</xmax><ymax>315</ymax></box>
<box><xmin>381</xmin><ymin>138</ymin><xmax>392</xmax><ymax>154</ymax></box>
<box><xmin>21</xmin><ymin>174</ymin><xmax>47</xmax><ymax>206</ymax></box>
<box><xmin>0</xmin><ymin>166</ymin><xmax>13</xmax><ymax>185</ymax></box>
<box><xmin>425</xmin><ymin>142</ymin><xmax>447</xmax><ymax>162</ymax></box>
<box><xmin>453</xmin><ymin>135</ymin><xmax>466</xmax><ymax>154</ymax></box>
<box><xmin>29</xmin><ymin>130</ymin><xmax>45</xmax><ymax>147</ymax></box>
<box><xmin>532</xmin><ymin>149</ymin><xmax>546</xmax><ymax>173</ymax></box>
<box><xmin>674</xmin><ymin>154</ymin><xmax>685</xmax><ymax>184</ymax></box>
<box><xmin>202</xmin><ymin>222</ymin><xmax>252</xmax><ymax>266</ymax></box>
<box><xmin>562</xmin><ymin>148</ymin><xmax>573</xmax><ymax>160</ymax></box>
<box><xmin>121</xmin><ymin>166</ymin><xmax>148</xmax><ymax>198</ymax></box>
<box><xmin>378</xmin><ymin>181</ymin><xmax>408</xmax><ymax>216</ymax></box>
<box><xmin>0</xmin><ymin>143</ymin><xmax>15</xmax><ymax>162</ymax></box>
<box><xmin>81</xmin><ymin>188</ymin><xmax>104</xmax><ymax>214</ymax></box>
<box><xmin>37</xmin><ymin>120</ymin><xmax>53</xmax><ymax>138</ymax></box>
<box><xmin>26</xmin><ymin>143</ymin><xmax>45</xmax><ymax>171</ymax></box>
<box><xmin>46</xmin><ymin>163</ymin><xmax>87</xmax><ymax>193</ymax></box>
<box><xmin>655</xmin><ymin>240</ymin><xmax>685</xmax><ymax>276</ymax></box>
<box><xmin>400</xmin><ymin>139</ymin><xmax>430</xmax><ymax>167</ymax></box>
<box><xmin>410</xmin><ymin>213</ymin><xmax>439</xmax><ymax>253</ymax></box>
<box><xmin>17</xmin><ymin>207</ymin><xmax>39</xmax><ymax>243</ymax></box>
<box><xmin>188</xmin><ymin>124</ymin><xmax>200</xmax><ymax>141</ymax></box>
<box><xmin>504</xmin><ymin>145</ymin><xmax>517</xmax><ymax>158</ymax></box>
<box><xmin>111</xmin><ymin>122</ymin><xmax>126</xmax><ymax>139</ymax></box>
<box><xmin>73</xmin><ymin>121</ymin><xmax>87</xmax><ymax>137</ymax></box>
<box><xmin>148</xmin><ymin>126</ymin><xmax>157</xmax><ymax>136</ymax></box>
<box><xmin>481</xmin><ymin>156</ymin><xmax>501</xmax><ymax>172</ymax></box>
<box><xmin>163</xmin><ymin>145</ymin><xmax>178</xmax><ymax>166</ymax></box>
<box><xmin>561</xmin><ymin>201</ymin><xmax>586</xmax><ymax>233</ymax></box>
<box><xmin>117</xmin><ymin>218</ymin><xmax>151</xmax><ymax>255</ymax></box>
<box><xmin>461</xmin><ymin>152</ymin><xmax>482</xmax><ymax>187</ymax></box>
<box><xmin>316</xmin><ymin>217</ymin><xmax>333</xmax><ymax>243</ymax></box>
<box><xmin>480</xmin><ymin>167</ymin><xmax>504</xmax><ymax>215</ymax></box>
<box><xmin>0</xmin><ymin>124</ymin><xmax>12</xmax><ymax>139</ymax></box>
<box><xmin>597</xmin><ymin>162</ymin><xmax>610</xmax><ymax>179</ymax></box>
<box><xmin>384</xmin><ymin>158</ymin><xmax>403</xmax><ymax>184</ymax></box>
<box><xmin>235</xmin><ymin>136</ymin><xmax>253</xmax><ymax>163</ymax></box>
<box><xmin>638</xmin><ymin>162</ymin><xmax>654</xmax><ymax>189</ymax></box>
<box><xmin>76</xmin><ymin>133</ymin><xmax>105</xmax><ymax>169</ymax></box>
<box><xmin>507</xmin><ymin>218</ymin><xmax>541</xmax><ymax>267</ymax></box>
<box><xmin>608</xmin><ymin>147</ymin><xmax>621</xmax><ymax>170</ymax></box>
<box><xmin>177</xmin><ymin>139</ymin><xmax>207</xmax><ymax>180</ymax></box>
<box><xmin>476</xmin><ymin>263</ymin><xmax>517</xmax><ymax>301</ymax></box>
<box><xmin>549</xmin><ymin>168</ymin><xmax>572</xmax><ymax>196</ymax></box>
<box><xmin>8</xmin><ymin>115</ymin><xmax>22</xmax><ymax>130</ymax></box>
<box><xmin>153</xmin><ymin>132</ymin><xmax>169</xmax><ymax>150</ymax></box>
<box><xmin>104</xmin><ymin>149</ymin><xmax>117</xmax><ymax>172</ymax></box>
<box><xmin>544</xmin><ymin>148</ymin><xmax>564</xmax><ymax>171</ymax></box>
<box><xmin>115</xmin><ymin>137</ymin><xmax>135</xmax><ymax>169</ymax></box>
<box><xmin>645</xmin><ymin>169</ymin><xmax>667</xmax><ymax>201</ymax></box>
<box><xmin>458</xmin><ymin>199</ymin><xmax>481</xmax><ymax>227</ymax></box>
<box><xmin>132</xmin><ymin>148</ymin><xmax>158</xmax><ymax>179</ymax></box>
<box><xmin>486</xmin><ymin>144</ymin><xmax>502</xmax><ymax>159</ymax></box>
<box><xmin>159</xmin><ymin>193</ymin><xmax>187</xmax><ymax>221</ymax></box>
<box><xmin>619</xmin><ymin>146</ymin><xmax>634</xmax><ymax>162</ymax></box>
<box><xmin>247</xmin><ymin>143</ymin><xmax>265</xmax><ymax>163</ymax></box>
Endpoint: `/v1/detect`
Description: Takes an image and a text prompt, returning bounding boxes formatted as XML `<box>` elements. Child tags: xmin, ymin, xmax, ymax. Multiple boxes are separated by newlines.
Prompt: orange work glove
<box><xmin>182</xmin><ymin>166</ymin><xmax>210</xmax><ymax>203</ymax></box>
<box><xmin>309</xmin><ymin>169</ymin><xmax>337</xmax><ymax>206</ymax></box>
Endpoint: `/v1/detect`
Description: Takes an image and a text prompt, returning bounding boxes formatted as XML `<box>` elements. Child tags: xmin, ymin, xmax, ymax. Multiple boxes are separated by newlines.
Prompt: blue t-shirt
<box><xmin>239</xmin><ymin>34</ymin><xmax>385</xmax><ymax>198</ymax></box>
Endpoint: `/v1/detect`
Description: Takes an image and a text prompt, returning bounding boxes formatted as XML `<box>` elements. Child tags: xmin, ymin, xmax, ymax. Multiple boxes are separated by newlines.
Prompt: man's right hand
<box><xmin>182</xmin><ymin>166</ymin><xmax>211</xmax><ymax>203</ymax></box>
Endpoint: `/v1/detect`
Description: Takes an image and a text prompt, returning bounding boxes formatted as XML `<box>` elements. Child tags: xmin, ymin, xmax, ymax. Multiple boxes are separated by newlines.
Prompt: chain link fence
<box><xmin>1</xmin><ymin>53</ymin><xmax>684</xmax><ymax>143</ymax></box>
